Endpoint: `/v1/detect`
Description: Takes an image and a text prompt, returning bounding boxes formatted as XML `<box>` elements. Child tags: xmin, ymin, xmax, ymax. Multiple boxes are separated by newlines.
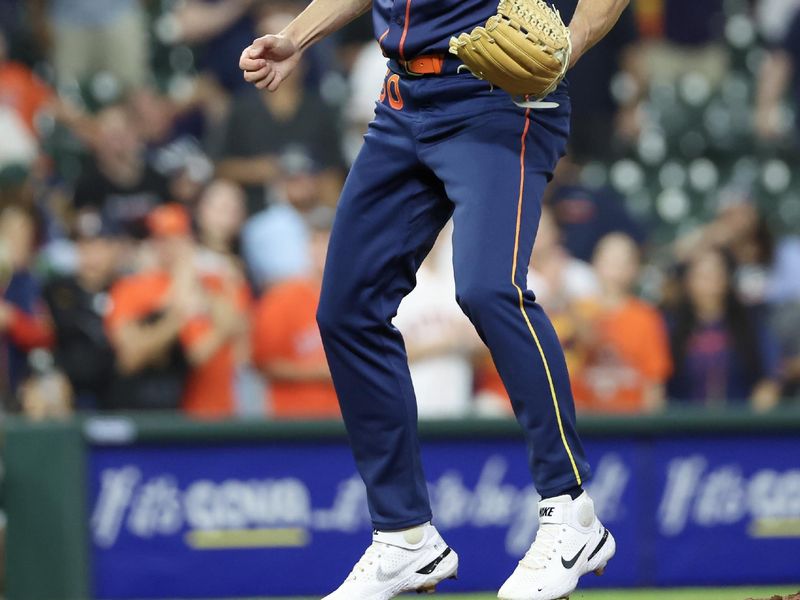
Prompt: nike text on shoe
<box><xmin>497</xmin><ymin>491</ymin><xmax>616</xmax><ymax>600</ymax></box>
<box><xmin>322</xmin><ymin>522</ymin><xmax>459</xmax><ymax>600</ymax></box>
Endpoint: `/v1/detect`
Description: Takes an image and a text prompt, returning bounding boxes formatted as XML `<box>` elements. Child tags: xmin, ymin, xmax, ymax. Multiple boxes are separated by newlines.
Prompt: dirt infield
<box><xmin>745</xmin><ymin>593</ymin><xmax>800</xmax><ymax>600</ymax></box>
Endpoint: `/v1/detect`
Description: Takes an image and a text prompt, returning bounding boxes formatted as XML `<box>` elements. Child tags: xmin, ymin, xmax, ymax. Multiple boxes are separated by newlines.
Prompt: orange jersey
<box><xmin>571</xmin><ymin>297</ymin><xmax>672</xmax><ymax>414</ymax></box>
<box><xmin>251</xmin><ymin>278</ymin><xmax>339</xmax><ymax>419</ymax></box>
<box><xmin>0</xmin><ymin>62</ymin><xmax>52</xmax><ymax>133</ymax></box>
<box><xmin>106</xmin><ymin>271</ymin><xmax>250</xmax><ymax>418</ymax></box>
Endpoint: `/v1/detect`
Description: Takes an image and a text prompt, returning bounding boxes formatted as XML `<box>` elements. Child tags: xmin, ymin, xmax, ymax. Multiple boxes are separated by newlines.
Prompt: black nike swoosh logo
<box><xmin>587</xmin><ymin>528</ymin><xmax>609</xmax><ymax>562</ymax></box>
<box><xmin>561</xmin><ymin>544</ymin><xmax>586</xmax><ymax>569</ymax></box>
<box><xmin>416</xmin><ymin>547</ymin><xmax>452</xmax><ymax>575</ymax></box>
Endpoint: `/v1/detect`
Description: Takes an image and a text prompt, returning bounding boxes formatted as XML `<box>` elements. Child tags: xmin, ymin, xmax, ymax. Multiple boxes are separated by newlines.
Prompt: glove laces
<box><xmin>498</xmin><ymin>0</ymin><xmax>569</xmax><ymax>44</ymax></box>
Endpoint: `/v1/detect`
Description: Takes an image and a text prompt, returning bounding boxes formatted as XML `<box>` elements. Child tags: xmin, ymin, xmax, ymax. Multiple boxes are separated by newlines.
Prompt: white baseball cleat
<box><xmin>498</xmin><ymin>491</ymin><xmax>615</xmax><ymax>600</ymax></box>
<box><xmin>322</xmin><ymin>522</ymin><xmax>458</xmax><ymax>600</ymax></box>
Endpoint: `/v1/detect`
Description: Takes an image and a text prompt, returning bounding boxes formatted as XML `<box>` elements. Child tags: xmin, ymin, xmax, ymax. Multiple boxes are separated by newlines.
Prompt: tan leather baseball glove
<box><xmin>449</xmin><ymin>0</ymin><xmax>572</xmax><ymax>101</ymax></box>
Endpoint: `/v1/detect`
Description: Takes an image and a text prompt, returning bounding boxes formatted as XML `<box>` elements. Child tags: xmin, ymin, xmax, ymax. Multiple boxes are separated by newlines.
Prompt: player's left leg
<box><xmin>420</xmin><ymin>91</ymin><xmax>590</xmax><ymax>502</ymax></box>
<box><xmin>419</xmin><ymin>90</ymin><xmax>613</xmax><ymax>600</ymax></box>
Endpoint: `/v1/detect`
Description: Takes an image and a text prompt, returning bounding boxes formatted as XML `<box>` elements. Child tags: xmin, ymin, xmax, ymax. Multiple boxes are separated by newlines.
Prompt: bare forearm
<box><xmin>186</xmin><ymin>329</ymin><xmax>228</xmax><ymax>366</ymax></box>
<box><xmin>216</xmin><ymin>157</ymin><xmax>280</xmax><ymax>186</ymax></box>
<box><xmin>751</xmin><ymin>380</ymin><xmax>781</xmax><ymax>413</ymax></box>
<box><xmin>568</xmin><ymin>0</ymin><xmax>630</xmax><ymax>66</ymax></box>
<box><xmin>262</xmin><ymin>361</ymin><xmax>332</xmax><ymax>383</ymax></box>
<box><xmin>784</xmin><ymin>356</ymin><xmax>800</xmax><ymax>379</ymax></box>
<box><xmin>283</xmin><ymin>0</ymin><xmax>372</xmax><ymax>50</ymax></box>
<box><xmin>173</xmin><ymin>0</ymin><xmax>253</xmax><ymax>44</ymax></box>
<box><xmin>240</xmin><ymin>0</ymin><xmax>369</xmax><ymax>90</ymax></box>
<box><xmin>114</xmin><ymin>312</ymin><xmax>183</xmax><ymax>374</ymax></box>
<box><xmin>188</xmin><ymin>300</ymin><xmax>243</xmax><ymax>366</ymax></box>
<box><xmin>757</xmin><ymin>51</ymin><xmax>792</xmax><ymax>111</ymax></box>
<box><xmin>50</xmin><ymin>96</ymin><xmax>102</xmax><ymax>148</ymax></box>
<box><xmin>643</xmin><ymin>383</ymin><xmax>666</xmax><ymax>413</ymax></box>
<box><xmin>618</xmin><ymin>44</ymin><xmax>647</xmax><ymax>107</ymax></box>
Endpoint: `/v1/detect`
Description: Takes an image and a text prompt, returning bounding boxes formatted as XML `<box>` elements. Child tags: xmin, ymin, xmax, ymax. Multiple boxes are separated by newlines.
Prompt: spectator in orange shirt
<box><xmin>0</xmin><ymin>31</ymin><xmax>50</xmax><ymax>168</ymax></box>
<box><xmin>105</xmin><ymin>204</ymin><xmax>249</xmax><ymax>416</ymax></box>
<box><xmin>570</xmin><ymin>233</ymin><xmax>672</xmax><ymax>414</ymax></box>
<box><xmin>0</xmin><ymin>30</ymin><xmax>52</xmax><ymax>135</ymax></box>
<box><xmin>252</xmin><ymin>208</ymin><xmax>339</xmax><ymax>419</ymax></box>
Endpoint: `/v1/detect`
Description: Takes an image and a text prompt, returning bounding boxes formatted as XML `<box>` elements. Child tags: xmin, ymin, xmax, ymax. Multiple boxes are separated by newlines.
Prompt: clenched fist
<box><xmin>239</xmin><ymin>34</ymin><xmax>302</xmax><ymax>92</ymax></box>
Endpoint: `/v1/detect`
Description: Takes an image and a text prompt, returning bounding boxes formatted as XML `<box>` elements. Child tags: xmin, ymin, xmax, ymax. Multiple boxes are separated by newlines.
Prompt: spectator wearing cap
<box><xmin>241</xmin><ymin>151</ymin><xmax>320</xmax><ymax>291</ymax></box>
<box><xmin>0</xmin><ymin>205</ymin><xmax>54</xmax><ymax>408</ymax></box>
<box><xmin>72</xmin><ymin>105</ymin><xmax>170</xmax><ymax>237</ymax></box>
<box><xmin>127</xmin><ymin>87</ymin><xmax>216</xmax><ymax>206</ymax></box>
<box><xmin>43</xmin><ymin>211</ymin><xmax>121</xmax><ymax>410</ymax></box>
<box><xmin>105</xmin><ymin>204</ymin><xmax>249</xmax><ymax>416</ymax></box>
<box><xmin>213</xmin><ymin>12</ymin><xmax>345</xmax><ymax>214</ymax></box>
<box><xmin>545</xmin><ymin>155</ymin><xmax>647</xmax><ymax>263</ymax></box>
<box><xmin>251</xmin><ymin>207</ymin><xmax>339</xmax><ymax>419</ymax></box>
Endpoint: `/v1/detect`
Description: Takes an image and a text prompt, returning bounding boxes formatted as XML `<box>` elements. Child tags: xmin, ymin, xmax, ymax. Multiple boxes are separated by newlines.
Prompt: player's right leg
<box><xmin>316</xmin><ymin>97</ymin><xmax>457</xmax><ymax>598</ymax></box>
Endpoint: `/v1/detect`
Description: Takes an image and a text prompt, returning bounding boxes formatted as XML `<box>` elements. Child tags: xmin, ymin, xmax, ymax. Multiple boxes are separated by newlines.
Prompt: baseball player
<box><xmin>240</xmin><ymin>1</ymin><xmax>628</xmax><ymax>598</ymax></box>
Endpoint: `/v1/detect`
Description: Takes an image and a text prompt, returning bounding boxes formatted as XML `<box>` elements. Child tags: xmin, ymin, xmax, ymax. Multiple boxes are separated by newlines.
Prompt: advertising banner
<box><xmin>87</xmin><ymin>435</ymin><xmax>800</xmax><ymax>598</ymax></box>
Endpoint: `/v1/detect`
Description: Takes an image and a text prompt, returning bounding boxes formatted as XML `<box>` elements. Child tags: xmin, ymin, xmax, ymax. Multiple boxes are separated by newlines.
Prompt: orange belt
<box><xmin>398</xmin><ymin>54</ymin><xmax>446</xmax><ymax>76</ymax></box>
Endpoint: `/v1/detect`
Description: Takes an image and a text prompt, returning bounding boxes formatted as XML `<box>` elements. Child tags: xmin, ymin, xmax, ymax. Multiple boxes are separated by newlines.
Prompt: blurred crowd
<box><xmin>1</xmin><ymin>0</ymin><xmax>800</xmax><ymax>422</ymax></box>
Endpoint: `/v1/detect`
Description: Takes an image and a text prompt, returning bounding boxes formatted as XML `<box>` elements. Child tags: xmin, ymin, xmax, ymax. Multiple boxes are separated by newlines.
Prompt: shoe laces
<box><xmin>347</xmin><ymin>542</ymin><xmax>382</xmax><ymax>581</ymax></box>
<box><xmin>520</xmin><ymin>522</ymin><xmax>562</xmax><ymax>570</ymax></box>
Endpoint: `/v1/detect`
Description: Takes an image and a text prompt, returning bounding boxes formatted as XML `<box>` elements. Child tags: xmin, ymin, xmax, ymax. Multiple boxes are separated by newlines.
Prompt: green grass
<box><xmin>575</xmin><ymin>589</ymin><xmax>797</xmax><ymax>600</ymax></box>
<box><xmin>520</xmin><ymin>589</ymin><xmax>797</xmax><ymax>600</ymax></box>
<box><xmin>271</xmin><ymin>589</ymin><xmax>799</xmax><ymax>600</ymax></box>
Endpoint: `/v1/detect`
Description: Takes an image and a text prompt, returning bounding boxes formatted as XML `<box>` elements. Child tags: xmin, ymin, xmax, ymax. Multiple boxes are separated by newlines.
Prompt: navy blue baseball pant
<box><xmin>316</xmin><ymin>68</ymin><xmax>591</xmax><ymax>530</ymax></box>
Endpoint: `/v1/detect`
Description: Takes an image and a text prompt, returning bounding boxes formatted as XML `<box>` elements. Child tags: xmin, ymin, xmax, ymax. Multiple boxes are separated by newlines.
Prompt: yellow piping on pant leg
<box><xmin>511</xmin><ymin>109</ymin><xmax>582</xmax><ymax>486</ymax></box>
